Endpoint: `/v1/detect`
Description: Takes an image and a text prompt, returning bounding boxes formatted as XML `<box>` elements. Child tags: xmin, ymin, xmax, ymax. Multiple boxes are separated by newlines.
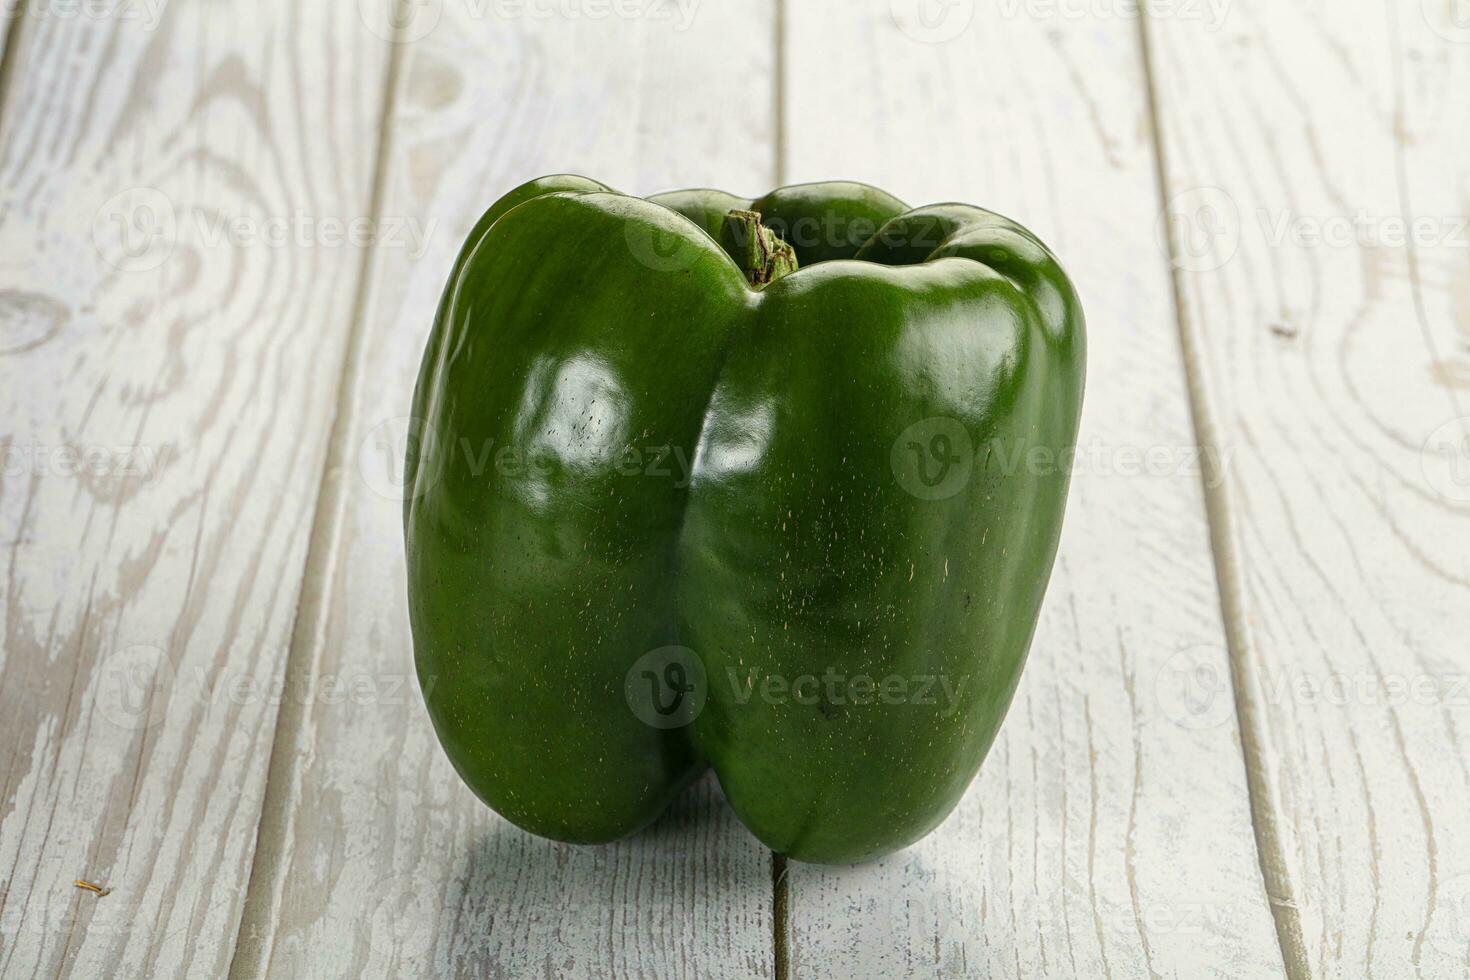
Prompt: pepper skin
<box><xmin>404</xmin><ymin>175</ymin><xmax>1084</xmax><ymax>863</ymax></box>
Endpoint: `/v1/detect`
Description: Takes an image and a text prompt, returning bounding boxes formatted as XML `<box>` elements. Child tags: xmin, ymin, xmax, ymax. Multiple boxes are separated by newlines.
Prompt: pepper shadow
<box><xmin>425</xmin><ymin>771</ymin><xmax>777</xmax><ymax>977</ymax></box>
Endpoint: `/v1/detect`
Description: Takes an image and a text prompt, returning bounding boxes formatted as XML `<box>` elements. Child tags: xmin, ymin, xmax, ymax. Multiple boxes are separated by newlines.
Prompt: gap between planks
<box><xmin>1133</xmin><ymin>8</ymin><xmax>1308</xmax><ymax>980</ymax></box>
<box><xmin>770</xmin><ymin>3</ymin><xmax>790</xmax><ymax>976</ymax></box>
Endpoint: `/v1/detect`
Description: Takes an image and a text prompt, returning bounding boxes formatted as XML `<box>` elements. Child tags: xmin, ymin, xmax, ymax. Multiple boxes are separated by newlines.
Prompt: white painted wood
<box><xmin>1147</xmin><ymin>0</ymin><xmax>1470</xmax><ymax>975</ymax></box>
<box><xmin>4</xmin><ymin>1</ymin><xmax>1456</xmax><ymax>975</ymax></box>
<box><xmin>780</xmin><ymin>3</ymin><xmax>1286</xmax><ymax>977</ymax></box>
<box><xmin>227</xmin><ymin>3</ymin><xmax>780</xmax><ymax>977</ymax></box>
<box><xmin>0</xmin><ymin>6</ymin><xmax>12</xmax><ymax>63</ymax></box>
<box><xmin>0</xmin><ymin>4</ymin><xmax>391</xmax><ymax>977</ymax></box>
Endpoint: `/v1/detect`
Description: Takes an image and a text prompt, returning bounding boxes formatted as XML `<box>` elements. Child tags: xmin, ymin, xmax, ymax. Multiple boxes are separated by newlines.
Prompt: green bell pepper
<box><xmin>404</xmin><ymin>175</ymin><xmax>1084</xmax><ymax>863</ymax></box>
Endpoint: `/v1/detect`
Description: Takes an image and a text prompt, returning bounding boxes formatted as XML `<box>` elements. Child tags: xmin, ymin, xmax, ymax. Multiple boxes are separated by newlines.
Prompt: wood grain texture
<box><xmin>0</xmin><ymin>3</ymin><xmax>391</xmax><ymax>976</ymax></box>
<box><xmin>780</xmin><ymin>3</ymin><xmax>1286</xmax><ymax>977</ymax></box>
<box><xmin>227</xmin><ymin>3</ymin><xmax>780</xmax><ymax>977</ymax></box>
<box><xmin>1146</xmin><ymin>0</ymin><xmax>1470</xmax><ymax>975</ymax></box>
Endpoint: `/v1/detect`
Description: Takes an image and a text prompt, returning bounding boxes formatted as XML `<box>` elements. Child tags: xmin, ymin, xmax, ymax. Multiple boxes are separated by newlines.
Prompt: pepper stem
<box><xmin>721</xmin><ymin>210</ymin><xmax>798</xmax><ymax>288</ymax></box>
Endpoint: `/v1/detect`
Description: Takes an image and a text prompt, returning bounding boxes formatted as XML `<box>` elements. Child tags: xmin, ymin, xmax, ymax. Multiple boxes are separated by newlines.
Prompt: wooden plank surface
<box><xmin>780</xmin><ymin>3</ymin><xmax>1286</xmax><ymax>977</ymax></box>
<box><xmin>0</xmin><ymin>3</ymin><xmax>391</xmax><ymax>977</ymax></box>
<box><xmin>1146</xmin><ymin>0</ymin><xmax>1470</xmax><ymax>974</ymax></box>
<box><xmin>2</xmin><ymin>0</ymin><xmax>1461</xmax><ymax>975</ymax></box>
<box><xmin>227</xmin><ymin>3</ymin><xmax>781</xmax><ymax>977</ymax></box>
